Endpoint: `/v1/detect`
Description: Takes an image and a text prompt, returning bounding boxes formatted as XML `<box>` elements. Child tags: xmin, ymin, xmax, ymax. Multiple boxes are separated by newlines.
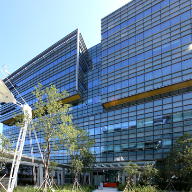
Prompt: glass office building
<box><xmin>1</xmin><ymin>0</ymin><xmax>192</xmax><ymax>184</ymax></box>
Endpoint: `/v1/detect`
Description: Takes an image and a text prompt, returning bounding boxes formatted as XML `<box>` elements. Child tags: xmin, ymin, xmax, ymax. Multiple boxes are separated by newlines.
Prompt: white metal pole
<box><xmin>7</xmin><ymin>105</ymin><xmax>32</xmax><ymax>192</ymax></box>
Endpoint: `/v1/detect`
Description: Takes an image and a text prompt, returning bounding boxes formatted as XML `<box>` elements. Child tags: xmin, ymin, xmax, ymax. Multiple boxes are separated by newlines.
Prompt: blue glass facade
<box><xmin>1</xmin><ymin>0</ymin><xmax>192</xmax><ymax>183</ymax></box>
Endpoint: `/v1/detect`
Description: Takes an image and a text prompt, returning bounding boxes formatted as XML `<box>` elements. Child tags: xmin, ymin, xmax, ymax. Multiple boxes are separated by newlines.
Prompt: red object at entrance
<box><xmin>103</xmin><ymin>183</ymin><xmax>117</xmax><ymax>187</ymax></box>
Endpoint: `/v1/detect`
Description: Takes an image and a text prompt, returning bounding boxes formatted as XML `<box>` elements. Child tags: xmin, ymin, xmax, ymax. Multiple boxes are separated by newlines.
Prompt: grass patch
<box><xmin>10</xmin><ymin>184</ymin><xmax>96</xmax><ymax>192</ymax></box>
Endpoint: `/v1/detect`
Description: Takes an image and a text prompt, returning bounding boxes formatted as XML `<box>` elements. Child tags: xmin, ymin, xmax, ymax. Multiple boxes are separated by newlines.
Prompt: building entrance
<box><xmin>93</xmin><ymin>170</ymin><xmax>119</xmax><ymax>186</ymax></box>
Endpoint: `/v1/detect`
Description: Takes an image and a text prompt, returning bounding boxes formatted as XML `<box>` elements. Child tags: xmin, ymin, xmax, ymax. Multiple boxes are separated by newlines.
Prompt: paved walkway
<box><xmin>92</xmin><ymin>187</ymin><xmax>121</xmax><ymax>192</ymax></box>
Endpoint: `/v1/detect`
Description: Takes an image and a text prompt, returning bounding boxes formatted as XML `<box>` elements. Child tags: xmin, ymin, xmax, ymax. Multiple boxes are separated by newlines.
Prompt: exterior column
<box><xmin>57</xmin><ymin>170</ymin><xmax>60</xmax><ymax>185</ymax></box>
<box><xmin>61</xmin><ymin>168</ymin><xmax>65</xmax><ymax>185</ymax></box>
<box><xmin>134</xmin><ymin>174</ymin><xmax>136</xmax><ymax>184</ymax></box>
<box><xmin>89</xmin><ymin>174</ymin><xmax>91</xmax><ymax>185</ymax></box>
<box><xmin>122</xmin><ymin>175</ymin><xmax>125</xmax><ymax>185</ymax></box>
<box><xmin>33</xmin><ymin>166</ymin><xmax>37</xmax><ymax>187</ymax></box>
<box><xmin>37</xmin><ymin>164</ymin><xmax>43</xmax><ymax>186</ymax></box>
<box><xmin>84</xmin><ymin>175</ymin><xmax>86</xmax><ymax>185</ymax></box>
<box><xmin>90</xmin><ymin>172</ymin><xmax>93</xmax><ymax>185</ymax></box>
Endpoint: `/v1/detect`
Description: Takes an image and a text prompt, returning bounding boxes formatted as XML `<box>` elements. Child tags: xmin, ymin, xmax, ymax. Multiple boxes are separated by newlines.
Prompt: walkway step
<box><xmin>92</xmin><ymin>187</ymin><xmax>121</xmax><ymax>192</ymax></box>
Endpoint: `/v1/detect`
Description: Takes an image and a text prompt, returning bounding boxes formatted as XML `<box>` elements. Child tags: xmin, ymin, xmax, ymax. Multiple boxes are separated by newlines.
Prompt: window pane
<box><xmin>129</xmin><ymin>77</ymin><xmax>136</xmax><ymax>86</ymax></box>
<box><xmin>108</xmin><ymin>84</ymin><xmax>114</xmax><ymax>92</ymax></box>
<box><xmin>115</xmin><ymin>82</ymin><xmax>122</xmax><ymax>90</ymax></box>
<box><xmin>173</xmin><ymin>112</ymin><xmax>183</xmax><ymax>122</ymax></box>
<box><xmin>137</xmin><ymin>74</ymin><xmax>144</xmax><ymax>83</ymax></box>
<box><xmin>162</xmin><ymin>65</ymin><xmax>171</xmax><ymax>76</ymax></box>
<box><xmin>122</xmin><ymin>80</ymin><xmax>128</xmax><ymax>88</ymax></box>
<box><xmin>108</xmin><ymin>65</ymin><xmax>114</xmax><ymax>73</ymax></box>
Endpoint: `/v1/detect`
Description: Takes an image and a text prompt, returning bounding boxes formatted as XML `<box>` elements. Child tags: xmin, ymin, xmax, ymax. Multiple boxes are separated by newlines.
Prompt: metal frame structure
<box><xmin>7</xmin><ymin>105</ymin><xmax>32</xmax><ymax>192</ymax></box>
<box><xmin>0</xmin><ymin>78</ymin><xmax>32</xmax><ymax>192</ymax></box>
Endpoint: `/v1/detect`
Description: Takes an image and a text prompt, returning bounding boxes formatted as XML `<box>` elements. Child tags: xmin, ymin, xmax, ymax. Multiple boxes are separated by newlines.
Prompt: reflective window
<box><xmin>145</xmin><ymin>50</ymin><xmax>152</xmax><ymax>59</ymax></box>
<box><xmin>95</xmin><ymin>127</ymin><xmax>100</xmax><ymax>135</ymax></box>
<box><xmin>108</xmin><ymin>65</ymin><xmax>114</xmax><ymax>73</ymax></box>
<box><xmin>115</xmin><ymin>62</ymin><xmax>121</xmax><ymax>70</ymax></box>
<box><xmin>152</xmin><ymin>25</ymin><xmax>161</xmax><ymax>34</ymax></box>
<box><xmin>183</xmin><ymin>110</ymin><xmax>192</xmax><ymax>120</ymax></box>
<box><xmin>136</xmin><ymin>33</ymin><xmax>143</xmax><ymax>41</ymax></box>
<box><xmin>144</xmin><ymin>8</ymin><xmax>151</xmax><ymax>17</ymax></box>
<box><xmin>136</xmin><ymin>12</ymin><xmax>143</xmax><ymax>21</ymax></box>
<box><xmin>129</xmin><ymin>77</ymin><xmax>136</xmax><ymax>86</ymax></box>
<box><xmin>171</xmin><ymin>39</ymin><xmax>180</xmax><ymax>49</ymax></box>
<box><xmin>162</xmin><ymin>43</ymin><xmax>170</xmax><ymax>52</ymax></box>
<box><xmin>122</xmin><ymin>59</ymin><xmax>128</xmax><ymax>67</ymax></box>
<box><xmin>122</xmin><ymin>122</ymin><xmax>128</xmax><ymax>129</ymax></box>
<box><xmin>182</xmin><ymin>59</ymin><xmax>192</xmax><ymax>70</ymax></box>
<box><xmin>180</xmin><ymin>10</ymin><xmax>190</xmax><ymax>21</ymax></box>
<box><xmin>115</xmin><ymin>82</ymin><xmax>122</xmax><ymax>90</ymax></box>
<box><xmin>88</xmin><ymin>82</ymin><xmax>92</xmax><ymax>89</ymax></box>
<box><xmin>102</xmin><ymin>87</ymin><xmax>107</xmax><ymax>94</ymax></box>
<box><xmin>121</xmin><ymin>21</ymin><xmax>127</xmax><ymax>29</ymax></box>
<box><xmin>89</xmin><ymin>128</ymin><xmax>94</xmax><ymax>135</ymax></box>
<box><xmin>173</xmin><ymin>112</ymin><xmax>182</xmax><ymax>122</ymax></box>
<box><xmin>161</xmin><ymin>20</ymin><xmax>170</xmax><ymax>30</ymax></box>
<box><xmin>153</xmin><ymin>46</ymin><xmax>161</xmax><ymax>55</ymax></box>
<box><xmin>102</xmin><ymin>68</ymin><xmax>107</xmax><ymax>75</ymax></box>
<box><xmin>129</xmin><ymin>57</ymin><xmax>136</xmax><ymax>65</ymax></box>
<box><xmin>152</xmin><ymin>3</ymin><xmax>160</xmax><ymax>13</ymax></box>
<box><xmin>137</xmin><ymin>119</ymin><xmax>145</xmax><ymax>128</ymax></box>
<box><xmin>108</xmin><ymin>84</ymin><xmax>114</xmax><ymax>92</ymax></box>
<box><xmin>171</xmin><ymin>15</ymin><xmax>180</xmax><ymax>26</ymax></box>
<box><xmin>163</xmin><ymin>138</ymin><xmax>172</xmax><ymax>147</ymax></box>
<box><xmin>172</xmin><ymin>62</ymin><xmax>181</xmax><ymax>72</ymax></box>
<box><xmin>137</xmin><ymin>53</ymin><xmax>144</xmax><ymax>62</ymax></box>
<box><xmin>93</xmin><ymin>79</ymin><xmax>99</xmax><ymax>87</ymax></box>
<box><xmin>137</xmin><ymin>74</ymin><xmax>144</xmax><ymax>83</ymax></box>
<box><xmin>115</xmin><ymin>43</ymin><xmax>121</xmax><ymax>51</ymax></box>
<box><xmin>121</xmin><ymin>40</ymin><xmax>128</xmax><ymax>48</ymax></box>
<box><xmin>129</xmin><ymin>120</ymin><xmax>136</xmax><ymax>128</ymax></box>
<box><xmin>108</xmin><ymin>46</ymin><xmax>114</xmax><ymax>54</ymax></box>
<box><xmin>181</xmin><ymin>34</ymin><xmax>191</xmax><ymax>45</ymax></box>
<box><xmin>122</xmin><ymin>80</ymin><xmax>128</xmax><ymax>88</ymax></box>
<box><xmin>129</xmin><ymin>36</ymin><xmax>135</xmax><ymax>44</ymax></box>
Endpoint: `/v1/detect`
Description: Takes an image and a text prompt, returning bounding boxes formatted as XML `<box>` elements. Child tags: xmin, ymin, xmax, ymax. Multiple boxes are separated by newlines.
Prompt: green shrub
<box><xmin>121</xmin><ymin>185</ymin><xmax>168</xmax><ymax>192</ymax></box>
<box><xmin>156</xmin><ymin>181</ymin><xmax>189</xmax><ymax>191</ymax></box>
<box><xmin>117</xmin><ymin>183</ymin><xmax>126</xmax><ymax>191</ymax></box>
<box><xmin>134</xmin><ymin>185</ymin><xmax>158</xmax><ymax>192</ymax></box>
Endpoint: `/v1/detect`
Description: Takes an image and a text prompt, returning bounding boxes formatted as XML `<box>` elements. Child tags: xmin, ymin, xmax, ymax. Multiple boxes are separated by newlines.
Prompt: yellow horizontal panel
<box><xmin>103</xmin><ymin>80</ymin><xmax>192</xmax><ymax>108</ymax></box>
<box><xmin>61</xmin><ymin>94</ymin><xmax>81</xmax><ymax>104</ymax></box>
<box><xmin>2</xmin><ymin>118</ymin><xmax>15</xmax><ymax>125</ymax></box>
<box><xmin>2</xmin><ymin>94</ymin><xmax>81</xmax><ymax>125</ymax></box>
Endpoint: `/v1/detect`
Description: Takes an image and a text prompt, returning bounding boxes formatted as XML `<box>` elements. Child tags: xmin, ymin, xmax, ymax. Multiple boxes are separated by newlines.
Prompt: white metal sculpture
<box><xmin>0</xmin><ymin>78</ymin><xmax>32</xmax><ymax>192</ymax></box>
<box><xmin>2</xmin><ymin>65</ymin><xmax>10</xmax><ymax>76</ymax></box>
<box><xmin>7</xmin><ymin>104</ymin><xmax>32</xmax><ymax>192</ymax></box>
<box><xmin>0</xmin><ymin>78</ymin><xmax>16</xmax><ymax>104</ymax></box>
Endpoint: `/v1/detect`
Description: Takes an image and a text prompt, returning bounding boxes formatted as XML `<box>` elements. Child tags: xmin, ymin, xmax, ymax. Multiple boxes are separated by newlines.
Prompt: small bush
<box><xmin>117</xmin><ymin>183</ymin><xmax>126</xmax><ymax>191</ymax></box>
<box><xmin>134</xmin><ymin>185</ymin><xmax>158</xmax><ymax>192</ymax></box>
<box><xmin>156</xmin><ymin>181</ymin><xmax>189</xmax><ymax>191</ymax></box>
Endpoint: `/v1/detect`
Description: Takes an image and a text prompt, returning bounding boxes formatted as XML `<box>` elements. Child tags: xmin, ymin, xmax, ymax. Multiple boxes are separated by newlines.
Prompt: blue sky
<box><xmin>0</xmin><ymin>0</ymin><xmax>131</xmax><ymax>80</ymax></box>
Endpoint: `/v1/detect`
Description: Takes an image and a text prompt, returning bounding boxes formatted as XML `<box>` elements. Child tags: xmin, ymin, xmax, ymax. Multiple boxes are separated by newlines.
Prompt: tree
<box><xmin>31</xmin><ymin>83</ymin><xmax>76</xmax><ymax>192</ymax></box>
<box><xmin>159</xmin><ymin>132</ymin><xmax>192</xmax><ymax>190</ymax></box>
<box><xmin>0</xmin><ymin>133</ymin><xmax>13</xmax><ymax>172</ymax></box>
<box><xmin>48</xmin><ymin>160</ymin><xmax>58</xmax><ymax>188</ymax></box>
<box><xmin>124</xmin><ymin>161</ymin><xmax>140</xmax><ymax>183</ymax></box>
<box><xmin>140</xmin><ymin>163</ymin><xmax>158</xmax><ymax>185</ymax></box>
<box><xmin>81</xmin><ymin>150</ymin><xmax>96</xmax><ymax>185</ymax></box>
<box><xmin>67</xmin><ymin>126</ymin><xmax>95</xmax><ymax>189</ymax></box>
<box><xmin>170</xmin><ymin>133</ymin><xmax>192</xmax><ymax>185</ymax></box>
<box><xmin>158</xmin><ymin>154</ymin><xmax>176</xmax><ymax>185</ymax></box>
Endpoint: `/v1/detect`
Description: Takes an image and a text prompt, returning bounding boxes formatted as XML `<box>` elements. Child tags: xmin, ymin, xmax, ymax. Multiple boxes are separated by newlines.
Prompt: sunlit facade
<box><xmin>1</xmin><ymin>0</ymin><xmax>192</xmax><ymax>184</ymax></box>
